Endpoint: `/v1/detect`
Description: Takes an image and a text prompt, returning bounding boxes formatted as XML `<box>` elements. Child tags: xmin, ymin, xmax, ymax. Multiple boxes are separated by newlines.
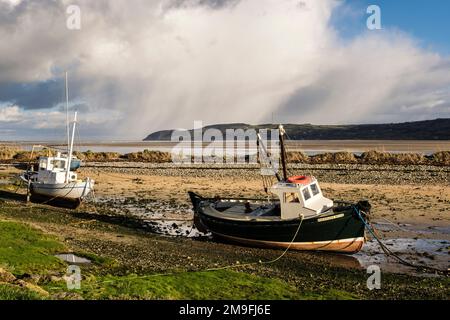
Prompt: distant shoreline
<box><xmin>144</xmin><ymin>119</ymin><xmax>450</xmax><ymax>141</ymax></box>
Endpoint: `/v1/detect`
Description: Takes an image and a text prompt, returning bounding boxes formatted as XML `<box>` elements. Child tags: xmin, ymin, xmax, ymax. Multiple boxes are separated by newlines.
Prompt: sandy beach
<box><xmin>1</xmin><ymin>162</ymin><xmax>449</xmax><ymax>240</ymax></box>
<box><xmin>87</xmin><ymin>164</ymin><xmax>449</xmax><ymax>248</ymax></box>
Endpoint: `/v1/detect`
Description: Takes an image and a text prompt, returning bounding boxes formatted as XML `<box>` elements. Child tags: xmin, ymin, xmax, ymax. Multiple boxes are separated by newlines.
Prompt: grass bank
<box><xmin>0</xmin><ymin>215</ymin><xmax>345</xmax><ymax>300</ymax></box>
<box><xmin>0</xmin><ymin>221</ymin><xmax>66</xmax><ymax>275</ymax></box>
<box><xmin>45</xmin><ymin>270</ymin><xmax>352</xmax><ymax>300</ymax></box>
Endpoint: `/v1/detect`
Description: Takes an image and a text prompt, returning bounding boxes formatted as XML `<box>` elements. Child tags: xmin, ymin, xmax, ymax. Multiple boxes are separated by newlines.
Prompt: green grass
<box><xmin>73</xmin><ymin>251</ymin><xmax>116</xmax><ymax>267</ymax></box>
<box><xmin>46</xmin><ymin>270</ymin><xmax>359</xmax><ymax>300</ymax></box>
<box><xmin>0</xmin><ymin>219</ymin><xmax>358</xmax><ymax>300</ymax></box>
<box><xmin>301</xmin><ymin>288</ymin><xmax>359</xmax><ymax>300</ymax></box>
<box><xmin>47</xmin><ymin>270</ymin><xmax>303</xmax><ymax>300</ymax></box>
<box><xmin>0</xmin><ymin>283</ymin><xmax>46</xmax><ymax>300</ymax></box>
<box><xmin>0</xmin><ymin>221</ymin><xmax>66</xmax><ymax>275</ymax></box>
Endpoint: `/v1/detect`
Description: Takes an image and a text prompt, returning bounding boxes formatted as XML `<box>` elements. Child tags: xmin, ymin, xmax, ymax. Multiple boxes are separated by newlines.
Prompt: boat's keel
<box><xmin>213</xmin><ymin>233</ymin><xmax>365</xmax><ymax>253</ymax></box>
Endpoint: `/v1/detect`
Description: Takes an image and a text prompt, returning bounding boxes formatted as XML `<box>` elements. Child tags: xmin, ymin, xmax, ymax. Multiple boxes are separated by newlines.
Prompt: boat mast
<box><xmin>65</xmin><ymin>72</ymin><xmax>70</xmax><ymax>156</ymax></box>
<box><xmin>65</xmin><ymin>112</ymin><xmax>77</xmax><ymax>183</ymax></box>
<box><xmin>278</xmin><ymin>124</ymin><xmax>288</xmax><ymax>181</ymax></box>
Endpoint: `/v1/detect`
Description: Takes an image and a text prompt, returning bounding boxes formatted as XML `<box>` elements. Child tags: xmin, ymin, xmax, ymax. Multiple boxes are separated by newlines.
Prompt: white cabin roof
<box><xmin>270</xmin><ymin>177</ymin><xmax>333</xmax><ymax>219</ymax></box>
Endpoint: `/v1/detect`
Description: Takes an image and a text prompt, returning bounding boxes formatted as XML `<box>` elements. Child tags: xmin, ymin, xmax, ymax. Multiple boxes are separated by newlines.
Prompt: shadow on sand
<box><xmin>0</xmin><ymin>189</ymin><xmax>363</xmax><ymax>270</ymax></box>
<box><xmin>0</xmin><ymin>189</ymin><xmax>81</xmax><ymax>209</ymax></box>
<box><xmin>0</xmin><ymin>189</ymin><xmax>156</xmax><ymax>232</ymax></box>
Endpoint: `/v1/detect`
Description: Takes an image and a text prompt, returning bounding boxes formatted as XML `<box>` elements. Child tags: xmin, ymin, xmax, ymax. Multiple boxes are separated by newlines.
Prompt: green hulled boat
<box><xmin>189</xmin><ymin>125</ymin><xmax>371</xmax><ymax>253</ymax></box>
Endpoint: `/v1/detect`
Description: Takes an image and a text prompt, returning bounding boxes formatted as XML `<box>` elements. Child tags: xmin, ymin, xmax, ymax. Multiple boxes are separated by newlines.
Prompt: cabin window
<box><xmin>284</xmin><ymin>193</ymin><xmax>300</xmax><ymax>203</ymax></box>
<box><xmin>39</xmin><ymin>161</ymin><xmax>47</xmax><ymax>171</ymax></box>
<box><xmin>310</xmin><ymin>183</ymin><xmax>320</xmax><ymax>196</ymax></box>
<box><xmin>51</xmin><ymin>160</ymin><xmax>66</xmax><ymax>170</ymax></box>
<box><xmin>302</xmin><ymin>188</ymin><xmax>311</xmax><ymax>201</ymax></box>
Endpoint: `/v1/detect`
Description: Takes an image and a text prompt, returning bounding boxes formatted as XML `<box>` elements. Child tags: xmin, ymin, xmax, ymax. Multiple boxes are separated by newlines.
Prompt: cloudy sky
<box><xmin>0</xmin><ymin>0</ymin><xmax>449</xmax><ymax>140</ymax></box>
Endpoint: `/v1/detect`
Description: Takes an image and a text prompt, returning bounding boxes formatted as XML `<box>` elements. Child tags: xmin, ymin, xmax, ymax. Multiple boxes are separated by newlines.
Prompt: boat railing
<box><xmin>210</xmin><ymin>197</ymin><xmax>279</xmax><ymax>204</ymax></box>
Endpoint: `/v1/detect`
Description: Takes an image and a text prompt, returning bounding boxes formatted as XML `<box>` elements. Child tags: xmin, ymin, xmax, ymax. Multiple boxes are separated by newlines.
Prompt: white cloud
<box><xmin>0</xmin><ymin>0</ymin><xmax>449</xmax><ymax>139</ymax></box>
<box><xmin>0</xmin><ymin>0</ymin><xmax>21</xmax><ymax>6</ymax></box>
<box><xmin>0</xmin><ymin>105</ymin><xmax>21</xmax><ymax>122</ymax></box>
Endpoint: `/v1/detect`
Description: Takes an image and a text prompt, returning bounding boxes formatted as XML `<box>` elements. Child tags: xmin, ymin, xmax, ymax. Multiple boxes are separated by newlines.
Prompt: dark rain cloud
<box><xmin>0</xmin><ymin>80</ymin><xmax>66</xmax><ymax>110</ymax></box>
<box><xmin>0</xmin><ymin>0</ymin><xmax>64</xmax><ymax>28</ymax></box>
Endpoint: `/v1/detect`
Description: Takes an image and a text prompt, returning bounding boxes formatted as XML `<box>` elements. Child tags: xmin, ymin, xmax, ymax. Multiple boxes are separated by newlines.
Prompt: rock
<box><xmin>0</xmin><ymin>268</ymin><xmax>16</xmax><ymax>283</ymax></box>
<box><xmin>22</xmin><ymin>273</ymin><xmax>42</xmax><ymax>284</ymax></box>
<box><xmin>13</xmin><ymin>279</ymin><xmax>50</xmax><ymax>297</ymax></box>
<box><xmin>50</xmin><ymin>276</ymin><xmax>64</xmax><ymax>282</ymax></box>
<box><xmin>52</xmin><ymin>292</ymin><xmax>84</xmax><ymax>300</ymax></box>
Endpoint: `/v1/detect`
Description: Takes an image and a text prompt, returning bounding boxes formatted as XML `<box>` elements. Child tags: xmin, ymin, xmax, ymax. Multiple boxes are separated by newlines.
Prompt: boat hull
<box><xmin>189</xmin><ymin>192</ymin><xmax>367</xmax><ymax>253</ymax></box>
<box><xmin>30</xmin><ymin>180</ymin><xmax>94</xmax><ymax>201</ymax></box>
<box><xmin>214</xmin><ymin>233</ymin><xmax>364</xmax><ymax>253</ymax></box>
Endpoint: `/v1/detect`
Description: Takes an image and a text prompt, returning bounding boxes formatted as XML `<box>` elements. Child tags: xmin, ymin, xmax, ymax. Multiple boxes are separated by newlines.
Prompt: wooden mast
<box><xmin>278</xmin><ymin>125</ymin><xmax>288</xmax><ymax>181</ymax></box>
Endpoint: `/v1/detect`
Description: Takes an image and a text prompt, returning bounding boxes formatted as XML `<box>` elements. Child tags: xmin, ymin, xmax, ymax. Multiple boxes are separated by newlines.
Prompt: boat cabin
<box><xmin>36</xmin><ymin>152</ymin><xmax>78</xmax><ymax>184</ymax></box>
<box><xmin>270</xmin><ymin>176</ymin><xmax>333</xmax><ymax>219</ymax></box>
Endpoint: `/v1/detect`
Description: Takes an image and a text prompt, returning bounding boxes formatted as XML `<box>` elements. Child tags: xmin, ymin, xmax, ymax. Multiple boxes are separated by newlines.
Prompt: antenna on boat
<box><xmin>65</xmin><ymin>71</ymin><xmax>70</xmax><ymax>156</ymax></box>
<box><xmin>278</xmin><ymin>124</ymin><xmax>288</xmax><ymax>182</ymax></box>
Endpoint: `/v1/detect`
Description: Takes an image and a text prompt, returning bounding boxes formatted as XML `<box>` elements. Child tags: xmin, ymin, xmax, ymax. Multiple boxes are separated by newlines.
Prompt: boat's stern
<box><xmin>188</xmin><ymin>191</ymin><xmax>203</xmax><ymax>212</ymax></box>
<box><xmin>188</xmin><ymin>192</ymin><xmax>209</xmax><ymax>234</ymax></box>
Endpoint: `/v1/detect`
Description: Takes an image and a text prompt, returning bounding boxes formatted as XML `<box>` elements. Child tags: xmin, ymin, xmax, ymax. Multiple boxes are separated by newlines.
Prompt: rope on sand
<box><xmin>79</xmin><ymin>214</ymin><xmax>305</xmax><ymax>288</ymax></box>
<box><xmin>353</xmin><ymin>206</ymin><xmax>449</xmax><ymax>276</ymax></box>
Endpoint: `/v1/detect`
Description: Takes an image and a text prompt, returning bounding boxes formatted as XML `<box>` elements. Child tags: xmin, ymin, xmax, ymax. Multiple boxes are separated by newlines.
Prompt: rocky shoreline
<box><xmin>1</xmin><ymin>144</ymin><xmax>449</xmax><ymax>166</ymax></box>
<box><xmin>79</xmin><ymin>162</ymin><xmax>450</xmax><ymax>186</ymax></box>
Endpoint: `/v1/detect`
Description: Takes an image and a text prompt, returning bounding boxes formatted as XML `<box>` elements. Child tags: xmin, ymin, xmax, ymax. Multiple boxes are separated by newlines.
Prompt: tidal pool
<box><xmin>55</xmin><ymin>254</ymin><xmax>92</xmax><ymax>264</ymax></box>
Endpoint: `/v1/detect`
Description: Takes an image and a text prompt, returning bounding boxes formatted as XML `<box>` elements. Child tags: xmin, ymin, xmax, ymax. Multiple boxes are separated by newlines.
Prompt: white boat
<box><xmin>20</xmin><ymin>73</ymin><xmax>94</xmax><ymax>206</ymax></box>
<box><xmin>21</xmin><ymin>150</ymin><xmax>94</xmax><ymax>202</ymax></box>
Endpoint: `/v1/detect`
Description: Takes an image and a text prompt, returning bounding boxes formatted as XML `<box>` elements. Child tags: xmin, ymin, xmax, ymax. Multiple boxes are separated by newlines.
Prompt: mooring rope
<box><xmin>378</xmin><ymin>216</ymin><xmax>410</xmax><ymax>232</ymax></box>
<box><xmin>378</xmin><ymin>216</ymin><xmax>447</xmax><ymax>254</ymax></box>
<box><xmin>205</xmin><ymin>214</ymin><xmax>305</xmax><ymax>271</ymax></box>
<box><xmin>73</xmin><ymin>214</ymin><xmax>306</xmax><ymax>290</ymax></box>
<box><xmin>353</xmin><ymin>206</ymin><xmax>449</xmax><ymax>276</ymax></box>
<box><xmin>38</xmin><ymin>182</ymin><xmax>79</xmax><ymax>206</ymax></box>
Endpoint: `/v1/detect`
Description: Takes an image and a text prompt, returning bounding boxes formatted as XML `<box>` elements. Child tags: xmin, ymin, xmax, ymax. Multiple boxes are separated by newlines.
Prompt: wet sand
<box><xmin>82</xmin><ymin>163</ymin><xmax>449</xmax><ymax>274</ymax></box>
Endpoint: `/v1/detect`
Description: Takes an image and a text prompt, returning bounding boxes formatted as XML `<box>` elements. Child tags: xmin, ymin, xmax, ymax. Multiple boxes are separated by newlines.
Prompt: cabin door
<box><xmin>281</xmin><ymin>192</ymin><xmax>303</xmax><ymax>219</ymax></box>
